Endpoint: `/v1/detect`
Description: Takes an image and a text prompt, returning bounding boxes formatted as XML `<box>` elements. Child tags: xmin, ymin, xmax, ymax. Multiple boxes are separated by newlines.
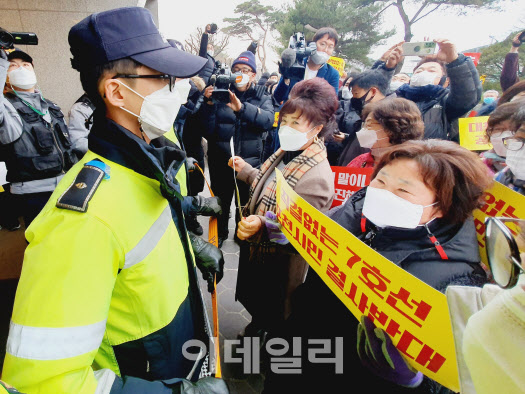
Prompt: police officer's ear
<box><xmin>103</xmin><ymin>77</ymin><xmax>126</xmax><ymax>108</ymax></box>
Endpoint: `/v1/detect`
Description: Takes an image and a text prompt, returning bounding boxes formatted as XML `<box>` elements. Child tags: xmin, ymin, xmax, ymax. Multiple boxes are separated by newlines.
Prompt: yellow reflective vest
<box><xmin>2</xmin><ymin>120</ymin><xmax>207</xmax><ymax>393</ymax></box>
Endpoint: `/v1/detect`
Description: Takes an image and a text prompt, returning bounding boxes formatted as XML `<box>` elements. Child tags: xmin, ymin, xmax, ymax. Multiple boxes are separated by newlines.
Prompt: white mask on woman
<box><xmin>362</xmin><ymin>186</ymin><xmax>438</xmax><ymax>229</ymax></box>
<box><xmin>490</xmin><ymin>131</ymin><xmax>513</xmax><ymax>157</ymax></box>
<box><xmin>8</xmin><ymin>66</ymin><xmax>37</xmax><ymax>90</ymax></box>
<box><xmin>278</xmin><ymin>125</ymin><xmax>317</xmax><ymax>151</ymax></box>
<box><xmin>409</xmin><ymin>71</ymin><xmax>438</xmax><ymax>87</ymax></box>
<box><xmin>389</xmin><ymin>80</ymin><xmax>405</xmax><ymax>91</ymax></box>
<box><xmin>505</xmin><ymin>143</ymin><xmax>525</xmax><ymax>180</ymax></box>
<box><xmin>356</xmin><ymin>127</ymin><xmax>388</xmax><ymax>149</ymax></box>
<box><xmin>118</xmin><ymin>81</ymin><xmax>183</xmax><ymax>140</ymax></box>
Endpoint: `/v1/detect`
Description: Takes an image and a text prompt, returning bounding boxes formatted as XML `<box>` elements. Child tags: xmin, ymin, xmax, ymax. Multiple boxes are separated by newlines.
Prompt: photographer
<box><xmin>274</xmin><ymin>27</ymin><xmax>340</xmax><ymax>104</ymax></box>
<box><xmin>0</xmin><ymin>48</ymin><xmax>77</xmax><ymax>227</ymax></box>
<box><xmin>200</xmin><ymin>50</ymin><xmax>274</xmax><ymax>246</ymax></box>
<box><xmin>500</xmin><ymin>31</ymin><xmax>524</xmax><ymax>92</ymax></box>
<box><xmin>396</xmin><ymin>38</ymin><xmax>481</xmax><ymax>141</ymax></box>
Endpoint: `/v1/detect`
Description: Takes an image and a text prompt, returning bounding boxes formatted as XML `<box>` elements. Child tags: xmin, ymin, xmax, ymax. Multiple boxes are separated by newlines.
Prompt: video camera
<box><xmin>0</xmin><ymin>28</ymin><xmax>38</xmax><ymax>50</ymax></box>
<box><xmin>280</xmin><ymin>32</ymin><xmax>315</xmax><ymax>80</ymax></box>
<box><xmin>209</xmin><ymin>63</ymin><xmax>242</xmax><ymax>104</ymax></box>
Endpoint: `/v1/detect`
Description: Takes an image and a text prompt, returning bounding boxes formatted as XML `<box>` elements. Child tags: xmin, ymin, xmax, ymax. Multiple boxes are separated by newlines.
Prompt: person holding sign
<box><xmin>347</xmin><ymin>98</ymin><xmax>424</xmax><ymax>168</ymax></box>
<box><xmin>265</xmin><ymin>140</ymin><xmax>492</xmax><ymax>393</ymax></box>
<box><xmin>228</xmin><ymin>78</ymin><xmax>337</xmax><ymax>336</ymax></box>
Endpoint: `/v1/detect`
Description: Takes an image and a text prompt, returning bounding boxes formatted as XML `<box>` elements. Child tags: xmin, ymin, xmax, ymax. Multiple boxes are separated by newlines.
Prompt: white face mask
<box><xmin>505</xmin><ymin>143</ymin><xmax>525</xmax><ymax>180</ymax></box>
<box><xmin>356</xmin><ymin>127</ymin><xmax>388</xmax><ymax>149</ymax></box>
<box><xmin>341</xmin><ymin>86</ymin><xmax>352</xmax><ymax>100</ymax></box>
<box><xmin>310</xmin><ymin>50</ymin><xmax>331</xmax><ymax>65</ymax></box>
<box><xmin>278</xmin><ymin>125</ymin><xmax>317</xmax><ymax>151</ymax></box>
<box><xmin>119</xmin><ymin>81</ymin><xmax>183</xmax><ymax>140</ymax></box>
<box><xmin>234</xmin><ymin>72</ymin><xmax>250</xmax><ymax>88</ymax></box>
<box><xmin>490</xmin><ymin>130</ymin><xmax>513</xmax><ymax>157</ymax></box>
<box><xmin>390</xmin><ymin>80</ymin><xmax>405</xmax><ymax>91</ymax></box>
<box><xmin>362</xmin><ymin>186</ymin><xmax>438</xmax><ymax>229</ymax></box>
<box><xmin>8</xmin><ymin>66</ymin><xmax>37</xmax><ymax>89</ymax></box>
<box><xmin>409</xmin><ymin>71</ymin><xmax>438</xmax><ymax>87</ymax></box>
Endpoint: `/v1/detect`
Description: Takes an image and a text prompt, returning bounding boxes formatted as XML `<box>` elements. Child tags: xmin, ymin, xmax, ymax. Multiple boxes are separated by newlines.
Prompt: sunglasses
<box><xmin>485</xmin><ymin>217</ymin><xmax>524</xmax><ymax>288</ymax></box>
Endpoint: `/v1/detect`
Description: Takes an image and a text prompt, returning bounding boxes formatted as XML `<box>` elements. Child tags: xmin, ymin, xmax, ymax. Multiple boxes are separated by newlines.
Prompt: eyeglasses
<box><xmin>502</xmin><ymin>136</ymin><xmax>525</xmax><ymax>151</ymax></box>
<box><xmin>485</xmin><ymin>217</ymin><xmax>524</xmax><ymax>288</ymax></box>
<box><xmin>232</xmin><ymin>68</ymin><xmax>253</xmax><ymax>75</ymax></box>
<box><xmin>317</xmin><ymin>41</ymin><xmax>335</xmax><ymax>51</ymax></box>
<box><xmin>112</xmin><ymin>74</ymin><xmax>176</xmax><ymax>91</ymax></box>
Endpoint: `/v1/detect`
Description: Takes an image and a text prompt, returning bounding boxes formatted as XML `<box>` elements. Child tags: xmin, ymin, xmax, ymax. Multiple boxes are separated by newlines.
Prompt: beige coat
<box><xmin>235</xmin><ymin>150</ymin><xmax>334</xmax><ymax>329</ymax></box>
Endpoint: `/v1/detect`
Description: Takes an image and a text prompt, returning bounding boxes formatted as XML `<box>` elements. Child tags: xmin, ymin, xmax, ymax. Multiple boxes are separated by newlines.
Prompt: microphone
<box><xmin>280</xmin><ymin>48</ymin><xmax>296</xmax><ymax>69</ymax></box>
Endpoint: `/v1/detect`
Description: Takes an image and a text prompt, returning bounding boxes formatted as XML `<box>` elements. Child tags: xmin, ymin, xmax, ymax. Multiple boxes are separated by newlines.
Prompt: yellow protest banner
<box><xmin>458</xmin><ymin>116</ymin><xmax>491</xmax><ymax>151</ymax></box>
<box><xmin>327</xmin><ymin>56</ymin><xmax>346</xmax><ymax>77</ymax></box>
<box><xmin>472</xmin><ymin>181</ymin><xmax>525</xmax><ymax>265</ymax></box>
<box><xmin>275</xmin><ymin>169</ymin><xmax>460</xmax><ymax>392</ymax></box>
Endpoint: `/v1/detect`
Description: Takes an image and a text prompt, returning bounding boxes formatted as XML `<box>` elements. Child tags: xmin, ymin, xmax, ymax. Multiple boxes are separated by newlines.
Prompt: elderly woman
<box><xmin>493</xmin><ymin>102</ymin><xmax>525</xmax><ymax>195</ymax></box>
<box><xmin>481</xmin><ymin>99</ymin><xmax>525</xmax><ymax>175</ymax></box>
<box><xmin>265</xmin><ymin>139</ymin><xmax>493</xmax><ymax>394</ymax></box>
<box><xmin>228</xmin><ymin>78</ymin><xmax>337</xmax><ymax>336</ymax></box>
<box><xmin>347</xmin><ymin>98</ymin><xmax>424</xmax><ymax>168</ymax></box>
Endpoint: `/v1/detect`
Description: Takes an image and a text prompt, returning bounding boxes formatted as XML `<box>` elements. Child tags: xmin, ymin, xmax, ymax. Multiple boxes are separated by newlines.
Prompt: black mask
<box><xmin>350</xmin><ymin>88</ymin><xmax>374</xmax><ymax>114</ymax></box>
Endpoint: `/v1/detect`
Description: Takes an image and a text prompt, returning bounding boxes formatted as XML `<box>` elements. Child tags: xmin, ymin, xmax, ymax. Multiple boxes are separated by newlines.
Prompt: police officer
<box><xmin>2</xmin><ymin>7</ymin><xmax>228</xmax><ymax>394</ymax></box>
<box><xmin>0</xmin><ymin>48</ymin><xmax>77</xmax><ymax>226</ymax></box>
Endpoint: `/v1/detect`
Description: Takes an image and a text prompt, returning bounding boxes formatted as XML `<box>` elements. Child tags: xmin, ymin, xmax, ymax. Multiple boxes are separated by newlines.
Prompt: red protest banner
<box><xmin>463</xmin><ymin>52</ymin><xmax>481</xmax><ymax>67</ymax></box>
<box><xmin>331</xmin><ymin>166</ymin><xmax>374</xmax><ymax>208</ymax></box>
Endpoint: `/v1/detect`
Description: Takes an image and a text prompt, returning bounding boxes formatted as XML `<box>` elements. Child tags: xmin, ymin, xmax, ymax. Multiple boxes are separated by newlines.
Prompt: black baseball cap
<box><xmin>7</xmin><ymin>49</ymin><xmax>33</xmax><ymax>65</ymax></box>
<box><xmin>68</xmin><ymin>7</ymin><xmax>206</xmax><ymax>78</ymax></box>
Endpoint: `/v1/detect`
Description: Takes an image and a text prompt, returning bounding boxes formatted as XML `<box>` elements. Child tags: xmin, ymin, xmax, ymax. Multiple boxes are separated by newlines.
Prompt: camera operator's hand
<box><xmin>227</xmin><ymin>90</ymin><xmax>242</xmax><ymax>112</ymax></box>
<box><xmin>511</xmin><ymin>32</ymin><xmax>523</xmax><ymax>53</ymax></box>
<box><xmin>204</xmin><ymin>85</ymin><xmax>214</xmax><ymax>105</ymax></box>
<box><xmin>434</xmin><ymin>38</ymin><xmax>458</xmax><ymax>63</ymax></box>
<box><xmin>385</xmin><ymin>41</ymin><xmax>404</xmax><ymax>69</ymax></box>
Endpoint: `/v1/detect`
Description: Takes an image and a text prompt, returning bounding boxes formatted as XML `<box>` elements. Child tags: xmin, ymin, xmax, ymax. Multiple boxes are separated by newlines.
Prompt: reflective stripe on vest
<box><xmin>7</xmin><ymin>319</ymin><xmax>106</xmax><ymax>360</ymax></box>
<box><xmin>124</xmin><ymin>206</ymin><xmax>172</xmax><ymax>269</ymax></box>
<box><xmin>94</xmin><ymin>369</ymin><xmax>116</xmax><ymax>394</ymax></box>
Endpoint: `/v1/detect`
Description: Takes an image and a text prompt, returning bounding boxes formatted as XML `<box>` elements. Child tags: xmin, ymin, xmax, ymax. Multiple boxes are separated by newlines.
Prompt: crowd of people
<box><xmin>0</xmin><ymin>5</ymin><xmax>524</xmax><ymax>394</ymax></box>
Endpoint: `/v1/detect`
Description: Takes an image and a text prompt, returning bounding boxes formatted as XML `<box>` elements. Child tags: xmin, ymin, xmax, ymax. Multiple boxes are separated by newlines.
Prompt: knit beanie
<box><xmin>232</xmin><ymin>51</ymin><xmax>257</xmax><ymax>72</ymax></box>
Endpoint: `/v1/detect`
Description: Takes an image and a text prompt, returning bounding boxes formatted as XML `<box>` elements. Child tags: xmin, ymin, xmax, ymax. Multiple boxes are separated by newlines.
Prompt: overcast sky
<box><xmin>158</xmin><ymin>0</ymin><xmax>525</xmax><ymax>73</ymax></box>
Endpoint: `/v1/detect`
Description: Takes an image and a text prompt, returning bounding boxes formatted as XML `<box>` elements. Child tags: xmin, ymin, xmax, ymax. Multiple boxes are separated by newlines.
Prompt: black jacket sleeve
<box><xmin>444</xmin><ymin>54</ymin><xmax>482</xmax><ymax>121</ymax></box>
<box><xmin>199</xmin><ymin>33</ymin><xmax>209</xmax><ymax>59</ymax></box>
<box><xmin>240</xmin><ymin>94</ymin><xmax>275</xmax><ymax>132</ymax></box>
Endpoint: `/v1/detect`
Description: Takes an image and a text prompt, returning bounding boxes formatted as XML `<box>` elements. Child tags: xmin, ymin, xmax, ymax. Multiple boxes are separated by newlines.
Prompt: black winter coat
<box><xmin>200</xmin><ymin>84</ymin><xmax>275</xmax><ymax>168</ymax></box>
<box><xmin>397</xmin><ymin>54</ymin><xmax>481</xmax><ymax>140</ymax></box>
<box><xmin>264</xmin><ymin>187</ymin><xmax>488</xmax><ymax>394</ymax></box>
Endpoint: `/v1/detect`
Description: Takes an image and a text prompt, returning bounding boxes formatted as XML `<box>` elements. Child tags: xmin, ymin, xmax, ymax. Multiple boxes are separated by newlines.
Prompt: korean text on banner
<box><xmin>458</xmin><ymin>116</ymin><xmax>491</xmax><ymax>151</ymax></box>
<box><xmin>472</xmin><ymin>181</ymin><xmax>525</xmax><ymax>265</ymax></box>
<box><xmin>463</xmin><ymin>52</ymin><xmax>481</xmax><ymax>67</ymax></box>
<box><xmin>331</xmin><ymin>166</ymin><xmax>373</xmax><ymax>208</ymax></box>
<box><xmin>327</xmin><ymin>56</ymin><xmax>346</xmax><ymax>77</ymax></box>
<box><xmin>275</xmin><ymin>169</ymin><xmax>460</xmax><ymax>392</ymax></box>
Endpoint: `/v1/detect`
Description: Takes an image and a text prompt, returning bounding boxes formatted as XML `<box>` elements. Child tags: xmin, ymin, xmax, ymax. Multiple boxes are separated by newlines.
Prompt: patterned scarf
<box><xmin>246</xmin><ymin>138</ymin><xmax>327</xmax><ymax>216</ymax></box>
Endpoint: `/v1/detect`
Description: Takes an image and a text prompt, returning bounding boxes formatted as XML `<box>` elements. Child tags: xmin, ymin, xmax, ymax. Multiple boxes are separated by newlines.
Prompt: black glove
<box><xmin>192</xmin><ymin>195</ymin><xmax>222</xmax><ymax>217</ymax></box>
<box><xmin>174</xmin><ymin>377</ymin><xmax>228</xmax><ymax>394</ymax></box>
<box><xmin>186</xmin><ymin>157</ymin><xmax>198</xmax><ymax>172</ymax></box>
<box><xmin>189</xmin><ymin>233</ymin><xmax>224</xmax><ymax>292</ymax></box>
